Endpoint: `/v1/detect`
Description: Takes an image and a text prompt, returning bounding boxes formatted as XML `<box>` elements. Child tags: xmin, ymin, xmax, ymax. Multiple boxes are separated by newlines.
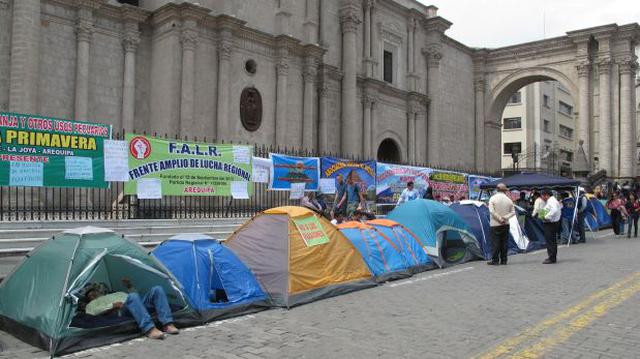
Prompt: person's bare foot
<box><xmin>163</xmin><ymin>324</ymin><xmax>179</xmax><ymax>335</ymax></box>
<box><xmin>146</xmin><ymin>327</ymin><xmax>165</xmax><ymax>340</ymax></box>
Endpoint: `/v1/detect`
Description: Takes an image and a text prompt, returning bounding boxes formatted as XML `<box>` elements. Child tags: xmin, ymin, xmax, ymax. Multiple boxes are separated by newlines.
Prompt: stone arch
<box><xmin>486</xmin><ymin>67</ymin><xmax>579</xmax><ymax>123</ymax></box>
<box><xmin>375</xmin><ymin>131</ymin><xmax>405</xmax><ymax>163</ymax></box>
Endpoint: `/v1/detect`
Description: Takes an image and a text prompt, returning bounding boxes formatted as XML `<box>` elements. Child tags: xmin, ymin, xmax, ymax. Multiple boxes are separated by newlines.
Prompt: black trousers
<box><xmin>611</xmin><ymin>209</ymin><xmax>621</xmax><ymax>235</ymax></box>
<box><xmin>490</xmin><ymin>225</ymin><xmax>510</xmax><ymax>264</ymax></box>
<box><xmin>576</xmin><ymin>212</ymin><xmax>586</xmax><ymax>243</ymax></box>
<box><xmin>544</xmin><ymin>221</ymin><xmax>561</xmax><ymax>261</ymax></box>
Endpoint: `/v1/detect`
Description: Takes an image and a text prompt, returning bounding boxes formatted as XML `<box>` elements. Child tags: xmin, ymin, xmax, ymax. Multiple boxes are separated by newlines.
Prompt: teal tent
<box><xmin>0</xmin><ymin>227</ymin><xmax>194</xmax><ymax>356</ymax></box>
<box><xmin>387</xmin><ymin>200</ymin><xmax>482</xmax><ymax>267</ymax></box>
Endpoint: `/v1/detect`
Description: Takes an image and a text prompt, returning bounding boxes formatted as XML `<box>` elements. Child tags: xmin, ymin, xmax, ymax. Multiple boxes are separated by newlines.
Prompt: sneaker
<box><xmin>146</xmin><ymin>328</ymin><xmax>165</xmax><ymax>340</ymax></box>
<box><xmin>163</xmin><ymin>324</ymin><xmax>180</xmax><ymax>335</ymax></box>
<box><xmin>542</xmin><ymin>258</ymin><xmax>556</xmax><ymax>264</ymax></box>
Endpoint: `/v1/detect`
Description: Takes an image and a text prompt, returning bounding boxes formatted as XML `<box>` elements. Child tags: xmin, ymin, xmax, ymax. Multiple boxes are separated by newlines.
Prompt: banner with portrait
<box><xmin>376</xmin><ymin>163</ymin><xmax>431</xmax><ymax>204</ymax></box>
<box><xmin>320</xmin><ymin>157</ymin><xmax>376</xmax><ymax>202</ymax></box>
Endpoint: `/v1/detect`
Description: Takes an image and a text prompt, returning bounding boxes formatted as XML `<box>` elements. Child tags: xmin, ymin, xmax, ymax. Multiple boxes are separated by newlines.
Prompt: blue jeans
<box><xmin>124</xmin><ymin>286</ymin><xmax>173</xmax><ymax>333</ymax></box>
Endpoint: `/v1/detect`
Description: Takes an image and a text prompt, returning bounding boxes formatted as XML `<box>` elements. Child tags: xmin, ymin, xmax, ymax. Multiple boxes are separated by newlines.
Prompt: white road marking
<box><xmin>388</xmin><ymin>266</ymin><xmax>475</xmax><ymax>288</ymax></box>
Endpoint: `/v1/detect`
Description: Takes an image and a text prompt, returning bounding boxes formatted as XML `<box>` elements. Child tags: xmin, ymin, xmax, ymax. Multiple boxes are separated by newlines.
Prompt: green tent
<box><xmin>0</xmin><ymin>227</ymin><xmax>195</xmax><ymax>356</ymax></box>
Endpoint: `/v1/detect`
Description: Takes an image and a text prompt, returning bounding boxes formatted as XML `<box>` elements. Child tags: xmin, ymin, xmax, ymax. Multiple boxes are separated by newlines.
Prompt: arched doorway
<box><xmin>377</xmin><ymin>138</ymin><xmax>401</xmax><ymax>163</ymax></box>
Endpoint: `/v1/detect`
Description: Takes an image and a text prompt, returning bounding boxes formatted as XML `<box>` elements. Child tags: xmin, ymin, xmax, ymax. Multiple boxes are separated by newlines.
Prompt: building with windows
<box><xmin>500</xmin><ymin>81</ymin><xmax>576</xmax><ymax>175</ymax></box>
<box><xmin>0</xmin><ymin>0</ymin><xmax>638</xmax><ymax>176</ymax></box>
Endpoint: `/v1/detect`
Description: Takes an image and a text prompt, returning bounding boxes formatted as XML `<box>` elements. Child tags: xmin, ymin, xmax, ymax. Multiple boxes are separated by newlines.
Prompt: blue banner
<box><xmin>468</xmin><ymin>175</ymin><xmax>494</xmax><ymax>200</ymax></box>
<box><xmin>320</xmin><ymin>157</ymin><xmax>376</xmax><ymax>193</ymax></box>
<box><xmin>376</xmin><ymin>163</ymin><xmax>431</xmax><ymax>204</ymax></box>
<box><xmin>269</xmin><ymin>153</ymin><xmax>320</xmax><ymax>191</ymax></box>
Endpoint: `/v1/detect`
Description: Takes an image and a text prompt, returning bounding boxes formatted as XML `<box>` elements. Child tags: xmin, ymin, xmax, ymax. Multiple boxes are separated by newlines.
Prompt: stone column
<box><xmin>75</xmin><ymin>6</ymin><xmax>94</xmax><ymax>121</ymax></box>
<box><xmin>363</xmin><ymin>1</ymin><xmax>371</xmax><ymax>59</ymax></box>
<box><xmin>576</xmin><ymin>61</ymin><xmax>591</xmax><ymax>163</ymax></box>
<box><xmin>275</xmin><ymin>48</ymin><xmax>289</xmax><ymax>146</ymax></box>
<box><xmin>619</xmin><ymin>57</ymin><xmax>638</xmax><ymax>178</ymax></box>
<box><xmin>415</xmin><ymin>108</ymin><xmax>427</xmax><ymax>163</ymax></box>
<box><xmin>424</xmin><ymin>47</ymin><xmax>442</xmax><ymax>165</ymax></box>
<box><xmin>180</xmin><ymin>24</ymin><xmax>198</xmax><ymax>135</ymax></box>
<box><xmin>318</xmin><ymin>82</ymin><xmax>330</xmax><ymax>153</ymax></box>
<box><xmin>597</xmin><ymin>57</ymin><xmax>612</xmax><ymax>175</ymax></box>
<box><xmin>121</xmin><ymin>21</ymin><xmax>140</xmax><ymax>132</ymax></box>
<box><xmin>407</xmin><ymin>109</ymin><xmax>416</xmax><ymax>163</ymax></box>
<box><xmin>339</xmin><ymin>2</ymin><xmax>361</xmax><ymax>156</ymax></box>
<box><xmin>406</xmin><ymin>19</ymin><xmax>416</xmax><ymax>90</ymax></box>
<box><xmin>216</xmin><ymin>29</ymin><xmax>233</xmax><ymax>140</ymax></box>
<box><xmin>363</xmin><ymin>95</ymin><xmax>373</xmax><ymax>156</ymax></box>
<box><xmin>370</xmin><ymin>100</ymin><xmax>377</xmax><ymax>158</ymax></box>
<box><xmin>370</xmin><ymin>8</ymin><xmax>379</xmax><ymax>77</ymax></box>
<box><xmin>474</xmin><ymin>78</ymin><xmax>485</xmax><ymax>171</ymax></box>
<box><xmin>302</xmin><ymin>58</ymin><xmax>317</xmax><ymax>150</ymax></box>
<box><xmin>8</xmin><ymin>0</ymin><xmax>40</xmax><ymax>114</ymax></box>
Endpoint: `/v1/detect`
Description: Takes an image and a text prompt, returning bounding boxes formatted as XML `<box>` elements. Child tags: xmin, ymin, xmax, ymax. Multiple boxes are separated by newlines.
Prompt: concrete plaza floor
<box><xmin>1</xmin><ymin>230</ymin><xmax>639</xmax><ymax>359</ymax></box>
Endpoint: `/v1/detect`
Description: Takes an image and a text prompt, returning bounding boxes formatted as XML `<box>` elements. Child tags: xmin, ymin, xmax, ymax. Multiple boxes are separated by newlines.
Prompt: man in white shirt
<box><xmin>540</xmin><ymin>189</ymin><xmax>562</xmax><ymax>264</ymax></box>
<box><xmin>397</xmin><ymin>181</ymin><xmax>420</xmax><ymax>206</ymax></box>
<box><xmin>488</xmin><ymin>183</ymin><xmax>516</xmax><ymax>265</ymax></box>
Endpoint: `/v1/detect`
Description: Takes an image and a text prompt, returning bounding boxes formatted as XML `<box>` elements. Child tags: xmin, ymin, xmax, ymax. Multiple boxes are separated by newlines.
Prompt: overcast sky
<box><xmin>421</xmin><ymin>0</ymin><xmax>640</xmax><ymax>49</ymax></box>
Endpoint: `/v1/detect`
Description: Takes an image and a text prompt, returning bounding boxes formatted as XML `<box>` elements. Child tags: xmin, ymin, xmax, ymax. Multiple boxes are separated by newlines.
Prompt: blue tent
<box><xmin>367</xmin><ymin>219</ymin><xmax>433</xmax><ymax>273</ymax></box>
<box><xmin>152</xmin><ymin>234</ymin><xmax>267</xmax><ymax>322</ymax></box>
<box><xmin>337</xmin><ymin>221</ymin><xmax>413</xmax><ymax>282</ymax></box>
<box><xmin>387</xmin><ymin>199</ymin><xmax>482</xmax><ymax>267</ymax></box>
<box><xmin>449</xmin><ymin>202</ymin><xmax>521</xmax><ymax>260</ymax></box>
<box><xmin>480</xmin><ymin>172</ymin><xmax>580</xmax><ymax>190</ymax></box>
<box><xmin>584</xmin><ymin>197</ymin><xmax>611</xmax><ymax>231</ymax></box>
<box><xmin>515</xmin><ymin>206</ymin><xmax>547</xmax><ymax>251</ymax></box>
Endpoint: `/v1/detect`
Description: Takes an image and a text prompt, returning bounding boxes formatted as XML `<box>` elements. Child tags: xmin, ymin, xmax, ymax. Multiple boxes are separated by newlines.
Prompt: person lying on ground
<box><xmin>82</xmin><ymin>279</ymin><xmax>179</xmax><ymax>340</ymax></box>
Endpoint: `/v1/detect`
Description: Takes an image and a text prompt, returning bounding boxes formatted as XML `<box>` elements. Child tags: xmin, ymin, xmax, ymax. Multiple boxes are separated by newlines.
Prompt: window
<box><xmin>543</xmin><ymin>95</ymin><xmax>550</xmax><ymax>107</ymax></box>
<box><xmin>559</xmin><ymin>124</ymin><xmax>573</xmax><ymax>139</ymax></box>
<box><xmin>503</xmin><ymin>142</ymin><xmax>522</xmax><ymax>155</ymax></box>
<box><xmin>560</xmin><ymin>150</ymin><xmax>573</xmax><ymax>162</ymax></box>
<box><xmin>543</xmin><ymin>120</ymin><xmax>550</xmax><ymax>133</ymax></box>
<box><xmin>383</xmin><ymin>50</ymin><xmax>393</xmax><ymax>83</ymax></box>
<box><xmin>507</xmin><ymin>92</ymin><xmax>521</xmax><ymax>104</ymax></box>
<box><xmin>559</xmin><ymin>101</ymin><xmax>573</xmax><ymax>116</ymax></box>
<box><xmin>503</xmin><ymin>117</ymin><xmax>522</xmax><ymax>129</ymax></box>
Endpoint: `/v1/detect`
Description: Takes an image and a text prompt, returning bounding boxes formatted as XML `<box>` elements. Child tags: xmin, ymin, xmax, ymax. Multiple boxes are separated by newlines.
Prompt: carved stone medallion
<box><xmin>240</xmin><ymin>87</ymin><xmax>262</xmax><ymax>132</ymax></box>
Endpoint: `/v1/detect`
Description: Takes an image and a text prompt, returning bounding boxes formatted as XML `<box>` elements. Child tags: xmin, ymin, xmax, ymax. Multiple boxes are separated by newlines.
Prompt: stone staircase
<box><xmin>0</xmin><ymin>218</ymin><xmax>248</xmax><ymax>256</ymax></box>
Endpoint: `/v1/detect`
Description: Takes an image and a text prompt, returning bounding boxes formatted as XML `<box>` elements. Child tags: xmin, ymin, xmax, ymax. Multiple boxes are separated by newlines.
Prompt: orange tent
<box><xmin>225</xmin><ymin>206</ymin><xmax>375</xmax><ymax>307</ymax></box>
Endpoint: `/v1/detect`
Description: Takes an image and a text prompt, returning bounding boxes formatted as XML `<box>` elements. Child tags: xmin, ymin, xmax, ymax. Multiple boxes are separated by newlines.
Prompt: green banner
<box><xmin>0</xmin><ymin>112</ymin><xmax>111</xmax><ymax>188</ymax></box>
<box><xmin>292</xmin><ymin>215</ymin><xmax>330</xmax><ymax>247</ymax></box>
<box><xmin>124</xmin><ymin>134</ymin><xmax>253</xmax><ymax>197</ymax></box>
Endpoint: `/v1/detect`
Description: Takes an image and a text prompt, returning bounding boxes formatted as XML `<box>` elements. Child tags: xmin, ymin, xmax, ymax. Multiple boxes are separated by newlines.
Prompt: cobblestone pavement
<box><xmin>1</xmin><ymin>230</ymin><xmax>639</xmax><ymax>359</ymax></box>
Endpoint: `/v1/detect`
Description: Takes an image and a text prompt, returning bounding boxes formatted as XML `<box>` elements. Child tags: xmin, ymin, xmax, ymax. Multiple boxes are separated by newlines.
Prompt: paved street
<box><xmin>1</xmin><ymin>230</ymin><xmax>639</xmax><ymax>359</ymax></box>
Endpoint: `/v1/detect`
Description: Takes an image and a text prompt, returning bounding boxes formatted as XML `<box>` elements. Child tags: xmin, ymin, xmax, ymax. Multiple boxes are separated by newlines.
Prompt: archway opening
<box><xmin>488</xmin><ymin>75</ymin><xmax>579</xmax><ymax>178</ymax></box>
<box><xmin>377</xmin><ymin>138</ymin><xmax>401</xmax><ymax>163</ymax></box>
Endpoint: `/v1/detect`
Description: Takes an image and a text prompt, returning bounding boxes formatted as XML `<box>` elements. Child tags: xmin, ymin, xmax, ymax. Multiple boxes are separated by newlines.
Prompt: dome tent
<box><xmin>387</xmin><ymin>200</ymin><xmax>482</xmax><ymax>267</ymax></box>
<box><xmin>337</xmin><ymin>221</ymin><xmax>413</xmax><ymax>282</ymax></box>
<box><xmin>366</xmin><ymin>219</ymin><xmax>434</xmax><ymax>273</ymax></box>
<box><xmin>0</xmin><ymin>227</ymin><xmax>193</xmax><ymax>356</ymax></box>
<box><xmin>153</xmin><ymin>234</ymin><xmax>268</xmax><ymax>322</ymax></box>
<box><xmin>225</xmin><ymin>206</ymin><xmax>375</xmax><ymax>308</ymax></box>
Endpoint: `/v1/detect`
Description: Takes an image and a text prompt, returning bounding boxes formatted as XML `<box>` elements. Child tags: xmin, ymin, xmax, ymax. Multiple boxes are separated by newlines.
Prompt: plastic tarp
<box><xmin>0</xmin><ymin>227</ymin><xmax>193</xmax><ymax>356</ymax></box>
<box><xmin>449</xmin><ymin>202</ymin><xmax>523</xmax><ymax>260</ymax></box>
<box><xmin>225</xmin><ymin>206</ymin><xmax>375</xmax><ymax>308</ymax></box>
<box><xmin>152</xmin><ymin>235</ymin><xmax>267</xmax><ymax>322</ymax></box>
<box><xmin>584</xmin><ymin>198</ymin><xmax>611</xmax><ymax>231</ymax></box>
<box><xmin>387</xmin><ymin>199</ymin><xmax>482</xmax><ymax>267</ymax></box>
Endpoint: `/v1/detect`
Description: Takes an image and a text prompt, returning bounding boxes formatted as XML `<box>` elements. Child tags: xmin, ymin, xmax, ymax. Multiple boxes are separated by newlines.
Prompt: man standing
<box><xmin>488</xmin><ymin>183</ymin><xmax>516</xmax><ymax>265</ymax></box>
<box><xmin>575</xmin><ymin>188</ymin><xmax>588</xmax><ymax>243</ymax></box>
<box><xmin>397</xmin><ymin>181</ymin><xmax>420</xmax><ymax>205</ymax></box>
<box><xmin>540</xmin><ymin>190</ymin><xmax>562</xmax><ymax>264</ymax></box>
<box><xmin>338</xmin><ymin>171</ymin><xmax>365</xmax><ymax>218</ymax></box>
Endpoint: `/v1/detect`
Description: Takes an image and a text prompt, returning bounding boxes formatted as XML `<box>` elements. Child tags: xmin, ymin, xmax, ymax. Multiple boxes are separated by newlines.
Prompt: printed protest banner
<box><xmin>269</xmin><ymin>153</ymin><xmax>319</xmax><ymax>191</ymax></box>
<box><xmin>468</xmin><ymin>175</ymin><xmax>494</xmax><ymax>200</ymax></box>
<box><xmin>0</xmin><ymin>112</ymin><xmax>111</xmax><ymax>188</ymax></box>
<box><xmin>321</xmin><ymin>156</ymin><xmax>375</xmax><ymax>196</ymax></box>
<box><xmin>292</xmin><ymin>215</ymin><xmax>330</xmax><ymax>247</ymax></box>
<box><xmin>376</xmin><ymin>163</ymin><xmax>431</xmax><ymax>204</ymax></box>
<box><xmin>124</xmin><ymin>134</ymin><xmax>253</xmax><ymax>197</ymax></box>
<box><xmin>428</xmin><ymin>170</ymin><xmax>468</xmax><ymax>201</ymax></box>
